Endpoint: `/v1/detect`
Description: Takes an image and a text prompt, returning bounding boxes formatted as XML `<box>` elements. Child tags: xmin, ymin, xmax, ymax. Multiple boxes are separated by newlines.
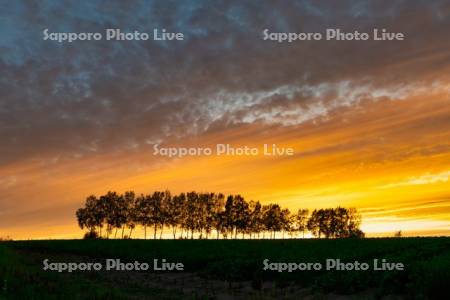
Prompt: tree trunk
<box><xmin>172</xmin><ymin>226</ymin><xmax>177</xmax><ymax>239</ymax></box>
<box><xmin>153</xmin><ymin>225</ymin><xmax>157</xmax><ymax>239</ymax></box>
<box><xmin>121</xmin><ymin>227</ymin><xmax>125</xmax><ymax>239</ymax></box>
<box><xmin>114</xmin><ymin>228</ymin><xmax>118</xmax><ymax>238</ymax></box>
<box><xmin>144</xmin><ymin>225</ymin><xmax>147</xmax><ymax>240</ymax></box>
<box><xmin>129</xmin><ymin>228</ymin><xmax>134</xmax><ymax>239</ymax></box>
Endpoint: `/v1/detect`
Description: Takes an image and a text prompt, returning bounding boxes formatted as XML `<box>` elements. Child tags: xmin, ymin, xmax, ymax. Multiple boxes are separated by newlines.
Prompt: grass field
<box><xmin>0</xmin><ymin>238</ymin><xmax>449</xmax><ymax>299</ymax></box>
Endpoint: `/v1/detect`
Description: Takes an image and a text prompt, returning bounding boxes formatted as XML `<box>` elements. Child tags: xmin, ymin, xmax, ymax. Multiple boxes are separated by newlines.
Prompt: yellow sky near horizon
<box><xmin>1</xmin><ymin>85</ymin><xmax>449</xmax><ymax>240</ymax></box>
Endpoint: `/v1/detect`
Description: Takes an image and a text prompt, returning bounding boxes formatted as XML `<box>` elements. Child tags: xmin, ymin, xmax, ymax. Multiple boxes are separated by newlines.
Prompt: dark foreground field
<box><xmin>0</xmin><ymin>238</ymin><xmax>449</xmax><ymax>300</ymax></box>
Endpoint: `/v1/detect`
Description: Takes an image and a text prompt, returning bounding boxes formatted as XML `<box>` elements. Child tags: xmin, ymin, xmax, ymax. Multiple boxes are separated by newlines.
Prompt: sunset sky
<box><xmin>1</xmin><ymin>0</ymin><xmax>449</xmax><ymax>239</ymax></box>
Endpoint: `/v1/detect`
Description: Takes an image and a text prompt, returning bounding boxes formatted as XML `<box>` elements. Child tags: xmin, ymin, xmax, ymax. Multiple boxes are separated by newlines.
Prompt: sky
<box><xmin>0</xmin><ymin>0</ymin><xmax>449</xmax><ymax>239</ymax></box>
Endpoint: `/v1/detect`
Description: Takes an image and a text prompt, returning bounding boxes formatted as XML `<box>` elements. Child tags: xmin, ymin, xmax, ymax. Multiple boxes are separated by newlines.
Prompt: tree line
<box><xmin>76</xmin><ymin>191</ymin><xmax>364</xmax><ymax>239</ymax></box>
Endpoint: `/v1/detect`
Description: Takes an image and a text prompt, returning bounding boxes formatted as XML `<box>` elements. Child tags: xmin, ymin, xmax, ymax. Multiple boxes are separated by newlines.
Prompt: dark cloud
<box><xmin>1</xmin><ymin>0</ymin><xmax>449</xmax><ymax>164</ymax></box>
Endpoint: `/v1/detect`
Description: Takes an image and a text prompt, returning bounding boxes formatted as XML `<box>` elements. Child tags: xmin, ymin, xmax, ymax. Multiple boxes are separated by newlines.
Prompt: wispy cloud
<box><xmin>379</xmin><ymin>171</ymin><xmax>450</xmax><ymax>189</ymax></box>
<box><xmin>0</xmin><ymin>176</ymin><xmax>17</xmax><ymax>188</ymax></box>
<box><xmin>1</xmin><ymin>0</ymin><xmax>450</xmax><ymax>164</ymax></box>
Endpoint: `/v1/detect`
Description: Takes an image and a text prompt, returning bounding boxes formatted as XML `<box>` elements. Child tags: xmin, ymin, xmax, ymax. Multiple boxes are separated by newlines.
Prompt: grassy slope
<box><xmin>0</xmin><ymin>238</ymin><xmax>449</xmax><ymax>299</ymax></box>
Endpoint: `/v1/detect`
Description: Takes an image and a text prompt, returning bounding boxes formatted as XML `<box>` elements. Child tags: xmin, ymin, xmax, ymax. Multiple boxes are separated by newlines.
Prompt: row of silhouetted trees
<box><xmin>76</xmin><ymin>191</ymin><xmax>364</xmax><ymax>239</ymax></box>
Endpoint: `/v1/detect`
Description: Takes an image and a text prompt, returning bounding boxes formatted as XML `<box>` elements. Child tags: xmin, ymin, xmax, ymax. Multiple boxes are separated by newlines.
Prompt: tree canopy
<box><xmin>76</xmin><ymin>190</ymin><xmax>364</xmax><ymax>239</ymax></box>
